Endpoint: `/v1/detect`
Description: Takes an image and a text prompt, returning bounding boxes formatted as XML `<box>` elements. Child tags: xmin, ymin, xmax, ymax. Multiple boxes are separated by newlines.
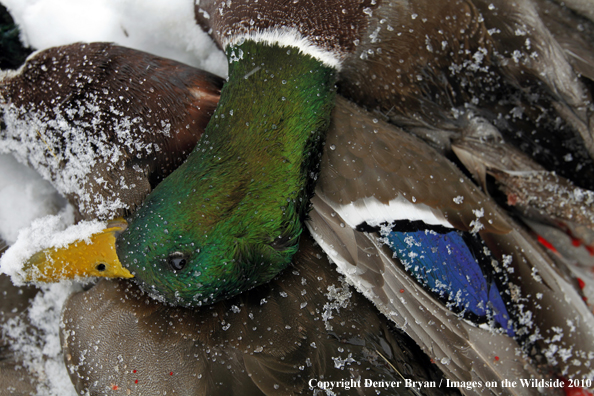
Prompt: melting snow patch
<box><xmin>1</xmin><ymin>0</ymin><xmax>227</xmax><ymax>76</ymax></box>
<box><xmin>0</xmin><ymin>155</ymin><xmax>69</xmax><ymax>245</ymax></box>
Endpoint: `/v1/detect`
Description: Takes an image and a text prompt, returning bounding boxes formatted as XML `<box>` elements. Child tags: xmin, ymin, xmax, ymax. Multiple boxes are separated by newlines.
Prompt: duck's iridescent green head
<box><xmin>115</xmin><ymin>161</ymin><xmax>303</xmax><ymax>306</ymax></box>
<box><xmin>116</xmin><ymin>40</ymin><xmax>336</xmax><ymax>306</ymax></box>
<box><xmin>116</xmin><ymin>196</ymin><xmax>290</xmax><ymax>306</ymax></box>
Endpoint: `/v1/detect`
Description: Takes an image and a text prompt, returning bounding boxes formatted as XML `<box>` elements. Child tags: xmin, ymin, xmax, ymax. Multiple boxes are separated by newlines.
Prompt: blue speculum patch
<box><xmin>384</xmin><ymin>228</ymin><xmax>514</xmax><ymax>337</ymax></box>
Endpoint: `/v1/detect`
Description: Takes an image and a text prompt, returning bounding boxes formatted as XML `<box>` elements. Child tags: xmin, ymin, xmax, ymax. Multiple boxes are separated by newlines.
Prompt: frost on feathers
<box><xmin>322</xmin><ymin>278</ymin><xmax>352</xmax><ymax>331</ymax></box>
<box><xmin>0</xmin><ymin>98</ymin><xmax>163</xmax><ymax>220</ymax></box>
<box><xmin>2</xmin><ymin>283</ymin><xmax>80</xmax><ymax>396</ymax></box>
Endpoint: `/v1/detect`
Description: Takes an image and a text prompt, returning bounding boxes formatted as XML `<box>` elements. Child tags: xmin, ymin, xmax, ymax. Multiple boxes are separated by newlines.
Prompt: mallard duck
<box><xmin>4</xmin><ymin>0</ymin><xmax>594</xmax><ymax>390</ymax></box>
<box><xmin>0</xmin><ymin>43</ymin><xmax>461</xmax><ymax>396</ymax></box>
<box><xmin>62</xmin><ymin>94</ymin><xmax>576</xmax><ymax>395</ymax></box>
<box><xmin>106</xmin><ymin>0</ymin><xmax>594</xmax><ymax>308</ymax></box>
<box><xmin>137</xmin><ymin>0</ymin><xmax>594</xmax><ymax>384</ymax></box>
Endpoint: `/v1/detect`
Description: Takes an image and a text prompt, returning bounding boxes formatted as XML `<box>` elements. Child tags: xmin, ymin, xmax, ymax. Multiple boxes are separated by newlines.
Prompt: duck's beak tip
<box><xmin>17</xmin><ymin>219</ymin><xmax>134</xmax><ymax>283</ymax></box>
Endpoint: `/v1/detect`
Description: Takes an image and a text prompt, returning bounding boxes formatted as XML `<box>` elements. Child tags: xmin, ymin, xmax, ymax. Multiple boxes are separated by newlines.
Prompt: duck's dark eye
<box><xmin>168</xmin><ymin>252</ymin><xmax>187</xmax><ymax>272</ymax></box>
<box><xmin>96</xmin><ymin>263</ymin><xmax>106</xmax><ymax>272</ymax></box>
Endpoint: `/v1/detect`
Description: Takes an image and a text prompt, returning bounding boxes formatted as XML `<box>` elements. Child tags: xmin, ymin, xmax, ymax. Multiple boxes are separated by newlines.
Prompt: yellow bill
<box><xmin>20</xmin><ymin>219</ymin><xmax>133</xmax><ymax>282</ymax></box>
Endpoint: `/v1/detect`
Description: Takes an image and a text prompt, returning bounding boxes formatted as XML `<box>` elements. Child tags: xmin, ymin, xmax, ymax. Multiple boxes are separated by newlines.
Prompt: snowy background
<box><xmin>0</xmin><ymin>1</ymin><xmax>227</xmax><ymax>394</ymax></box>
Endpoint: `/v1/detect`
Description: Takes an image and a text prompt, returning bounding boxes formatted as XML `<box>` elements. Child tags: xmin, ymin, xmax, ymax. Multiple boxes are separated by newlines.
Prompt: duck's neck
<box><xmin>201</xmin><ymin>40</ymin><xmax>337</xmax><ymax>215</ymax></box>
